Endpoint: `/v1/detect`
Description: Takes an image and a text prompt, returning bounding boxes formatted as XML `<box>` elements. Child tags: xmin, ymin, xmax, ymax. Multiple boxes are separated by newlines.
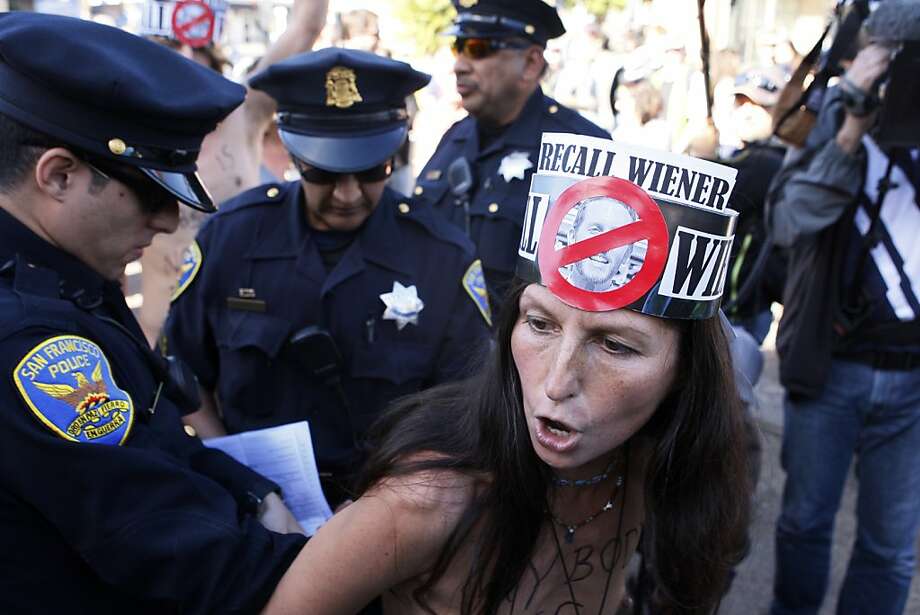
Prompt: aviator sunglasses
<box><xmin>293</xmin><ymin>157</ymin><xmax>393</xmax><ymax>185</ymax></box>
<box><xmin>451</xmin><ymin>37</ymin><xmax>531</xmax><ymax>60</ymax></box>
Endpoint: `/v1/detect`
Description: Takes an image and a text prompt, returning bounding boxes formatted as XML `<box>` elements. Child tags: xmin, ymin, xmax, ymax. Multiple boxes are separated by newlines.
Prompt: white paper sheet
<box><xmin>204</xmin><ymin>421</ymin><xmax>333</xmax><ymax>536</ymax></box>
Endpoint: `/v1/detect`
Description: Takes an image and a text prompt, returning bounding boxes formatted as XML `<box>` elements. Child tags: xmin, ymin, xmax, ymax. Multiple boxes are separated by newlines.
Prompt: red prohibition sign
<box><xmin>538</xmin><ymin>176</ymin><xmax>669</xmax><ymax>312</ymax></box>
<box><xmin>172</xmin><ymin>0</ymin><xmax>215</xmax><ymax>49</ymax></box>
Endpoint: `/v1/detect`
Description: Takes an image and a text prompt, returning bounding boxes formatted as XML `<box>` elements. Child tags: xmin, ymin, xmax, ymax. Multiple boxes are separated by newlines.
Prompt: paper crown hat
<box><xmin>516</xmin><ymin>133</ymin><xmax>739</xmax><ymax>320</ymax></box>
<box><xmin>138</xmin><ymin>0</ymin><xmax>228</xmax><ymax>48</ymax></box>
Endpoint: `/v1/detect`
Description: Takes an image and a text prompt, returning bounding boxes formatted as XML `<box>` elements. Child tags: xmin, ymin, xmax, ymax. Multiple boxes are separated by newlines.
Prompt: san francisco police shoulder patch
<box><xmin>171</xmin><ymin>240</ymin><xmax>202</xmax><ymax>302</ymax></box>
<box><xmin>462</xmin><ymin>259</ymin><xmax>492</xmax><ymax>327</ymax></box>
<box><xmin>13</xmin><ymin>335</ymin><xmax>134</xmax><ymax>445</ymax></box>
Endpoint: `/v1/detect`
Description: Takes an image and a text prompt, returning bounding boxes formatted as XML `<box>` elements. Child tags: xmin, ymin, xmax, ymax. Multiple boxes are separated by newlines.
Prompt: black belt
<box><xmin>837</xmin><ymin>350</ymin><xmax>920</xmax><ymax>371</ymax></box>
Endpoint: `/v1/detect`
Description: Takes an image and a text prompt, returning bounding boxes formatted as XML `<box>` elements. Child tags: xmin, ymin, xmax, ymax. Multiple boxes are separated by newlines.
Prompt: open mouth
<box><xmin>535</xmin><ymin>416</ymin><xmax>579</xmax><ymax>453</ymax></box>
<box><xmin>543</xmin><ymin>417</ymin><xmax>572</xmax><ymax>436</ymax></box>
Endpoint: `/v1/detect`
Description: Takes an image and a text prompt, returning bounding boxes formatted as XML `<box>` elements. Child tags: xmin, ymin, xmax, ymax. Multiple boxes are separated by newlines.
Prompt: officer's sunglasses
<box><xmin>81</xmin><ymin>156</ymin><xmax>177</xmax><ymax>214</ymax></box>
<box><xmin>451</xmin><ymin>37</ymin><xmax>531</xmax><ymax>60</ymax></box>
<box><xmin>293</xmin><ymin>157</ymin><xmax>393</xmax><ymax>185</ymax></box>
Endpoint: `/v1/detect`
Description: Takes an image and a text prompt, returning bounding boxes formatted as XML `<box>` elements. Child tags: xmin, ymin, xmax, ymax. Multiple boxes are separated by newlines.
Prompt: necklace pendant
<box><xmin>565</xmin><ymin>527</ymin><xmax>575</xmax><ymax>544</ymax></box>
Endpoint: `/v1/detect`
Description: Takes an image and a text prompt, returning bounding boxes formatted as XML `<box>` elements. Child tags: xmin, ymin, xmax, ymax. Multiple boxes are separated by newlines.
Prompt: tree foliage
<box><xmin>392</xmin><ymin>0</ymin><xmax>456</xmax><ymax>56</ymax></box>
<box><xmin>558</xmin><ymin>0</ymin><xmax>628</xmax><ymax>19</ymax></box>
<box><xmin>390</xmin><ymin>0</ymin><xmax>628</xmax><ymax>55</ymax></box>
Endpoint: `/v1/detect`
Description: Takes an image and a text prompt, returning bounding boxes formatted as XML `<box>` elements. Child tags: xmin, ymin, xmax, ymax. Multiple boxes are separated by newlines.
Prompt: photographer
<box><xmin>769</xmin><ymin>3</ymin><xmax>920</xmax><ymax>613</ymax></box>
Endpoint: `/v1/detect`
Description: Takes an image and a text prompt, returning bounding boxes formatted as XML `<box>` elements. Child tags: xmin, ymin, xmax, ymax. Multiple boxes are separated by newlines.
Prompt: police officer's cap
<box><xmin>251</xmin><ymin>48</ymin><xmax>430</xmax><ymax>174</ymax></box>
<box><xmin>0</xmin><ymin>12</ymin><xmax>246</xmax><ymax>212</ymax></box>
<box><xmin>446</xmin><ymin>0</ymin><xmax>566</xmax><ymax>46</ymax></box>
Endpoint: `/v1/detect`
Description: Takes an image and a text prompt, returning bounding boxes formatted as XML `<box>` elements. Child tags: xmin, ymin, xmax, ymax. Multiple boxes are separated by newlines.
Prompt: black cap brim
<box><xmin>279</xmin><ymin>125</ymin><xmax>407</xmax><ymax>173</ymax></box>
<box><xmin>141</xmin><ymin>168</ymin><xmax>215</xmax><ymax>213</ymax></box>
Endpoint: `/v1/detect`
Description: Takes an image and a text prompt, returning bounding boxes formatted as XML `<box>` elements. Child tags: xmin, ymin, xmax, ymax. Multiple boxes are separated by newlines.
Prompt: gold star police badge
<box><xmin>325</xmin><ymin>66</ymin><xmax>363</xmax><ymax>109</ymax></box>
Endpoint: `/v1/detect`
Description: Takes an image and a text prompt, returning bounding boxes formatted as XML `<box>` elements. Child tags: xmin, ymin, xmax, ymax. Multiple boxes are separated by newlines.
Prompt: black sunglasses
<box><xmin>293</xmin><ymin>157</ymin><xmax>393</xmax><ymax>185</ymax></box>
<box><xmin>82</xmin><ymin>156</ymin><xmax>177</xmax><ymax>214</ymax></box>
<box><xmin>451</xmin><ymin>37</ymin><xmax>531</xmax><ymax>60</ymax></box>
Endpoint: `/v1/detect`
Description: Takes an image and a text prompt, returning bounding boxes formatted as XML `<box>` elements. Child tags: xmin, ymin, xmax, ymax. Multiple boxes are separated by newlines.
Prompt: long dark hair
<box><xmin>357</xmin><ymin>280</ymin><xmax>751</xmax><ymax>614</ymax></box>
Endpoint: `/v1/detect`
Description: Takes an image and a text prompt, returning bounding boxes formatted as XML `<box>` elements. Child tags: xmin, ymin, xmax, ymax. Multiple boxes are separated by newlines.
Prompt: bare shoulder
<box><xmin>370</xmin><ymin>455</ymin><xmax>481</xmax><ymax>519</ymax></box>
<box><xmin>264</xmin><ymin>461</ymin><xmax>483</xmax><ymax>614</ymax></box>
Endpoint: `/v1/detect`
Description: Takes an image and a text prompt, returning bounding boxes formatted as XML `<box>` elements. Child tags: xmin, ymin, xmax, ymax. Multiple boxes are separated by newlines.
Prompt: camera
<box><xmin>835</xmin><ymin>0</ymin><xmax>920</xmax><ymax>146</ymax></box>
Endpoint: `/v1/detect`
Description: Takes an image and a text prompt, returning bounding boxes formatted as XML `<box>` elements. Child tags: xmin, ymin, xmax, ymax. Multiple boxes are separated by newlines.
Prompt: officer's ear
<box><xmin>521</xmin><ymin>45</ymin><xmax>547</xmax><ymax>83</ymax></box>
<box><xmin>34</xmin><ymin>148</ymin><xmax>84</xmax><ymax>202</ymax></box>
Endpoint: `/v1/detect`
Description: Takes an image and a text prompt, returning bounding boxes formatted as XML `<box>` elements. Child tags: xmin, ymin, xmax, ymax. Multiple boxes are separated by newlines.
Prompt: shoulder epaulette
<box><xmin>214</xmin><ymin>181</ymin><xmax>291</xmax><ymax>218</ymax></box>
<box><xmin>394</xmin><ymin>197</ymin><xmax>474</xmax><ymax>253</ymax></box>
<box><xmin>543</xmin><ymin>98</ymin><xmax>609</xmax><ymax>138</ymax></box>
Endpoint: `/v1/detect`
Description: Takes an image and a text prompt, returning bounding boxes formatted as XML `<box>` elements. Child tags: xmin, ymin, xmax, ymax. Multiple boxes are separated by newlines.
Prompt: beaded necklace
<box><xmin>546</xmin><ymin>473</ymin><xmax>624</xmax><ymax>543</ymax></box>
<box><xmin>551</xmin><ymin>456</ymin><xmax>618</xmax><ymax>488</ymax></box>
<box><xmin>548</xmin><ymin>449</ymin><xmax>631</xmax><ymax>612</ymax></box>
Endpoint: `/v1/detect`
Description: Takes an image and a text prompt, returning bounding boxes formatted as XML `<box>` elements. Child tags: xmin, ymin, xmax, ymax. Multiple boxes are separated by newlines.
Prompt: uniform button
<box><xmin>266</xmin><ymin>187</ymin><xmax>280</xmax><ymax>198</ymax></box>
<box><xmin>108</xmin><ymin>138</ymin><xmax>127</xmax><ymax>155</ymax></box>
<box><xmin>548</xmin><ymin>105</ymin><xmax>559</xmax><ymax>114</ymax></box>
<box><xmin>184</xmin><ymin>425</ymin><xmax>197</xmax><ymax>438</ymax></box>
<box><xmin>525</xmin><ymin>24</ymin><xmax>536</xmax><ymax>35</ymax></box>
<box><xmin>398</xmin><ymin>202</ymin><xmax>410</xmax><ymax>214</ymax></box>
<box><xmin>488</xmin><ymin>203</ymin><xmax>499</xmax><ymax>213</ymax></box>
<box><xmin>413</xmin><ymin>186</ymin><xmax>424</xmax><ymax>196</ymax></box>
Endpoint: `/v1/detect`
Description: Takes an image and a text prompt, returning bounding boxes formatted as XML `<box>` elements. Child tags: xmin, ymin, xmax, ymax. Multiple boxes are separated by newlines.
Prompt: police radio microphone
<box><xmin>447</xmin><ymin>157</ymin><xmax>474</xmax><ymax>236</ymax></box>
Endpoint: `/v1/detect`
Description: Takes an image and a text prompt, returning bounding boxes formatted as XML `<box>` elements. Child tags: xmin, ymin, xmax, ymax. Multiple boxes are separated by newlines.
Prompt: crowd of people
<box><xmin>0</xmin><ymin>0</ymin><xmax>917</xmax><ymax>613</ymax></box>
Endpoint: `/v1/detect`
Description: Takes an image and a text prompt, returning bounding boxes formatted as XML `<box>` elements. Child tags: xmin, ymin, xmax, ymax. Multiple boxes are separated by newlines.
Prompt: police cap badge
<box><xmin>251</xmin><ymin>48</ymin><xmax>430</xmax><ymax>174</ymax></box>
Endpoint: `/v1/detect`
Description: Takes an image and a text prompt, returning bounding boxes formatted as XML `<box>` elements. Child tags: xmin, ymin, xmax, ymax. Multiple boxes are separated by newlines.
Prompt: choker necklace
<box><xmin>546</xmin><ymin>473</ymin><xmax>624</xmax><ymax>544</ymax></box>
<box><xmin>552</xmin><ymin>457</ymin><xmax>618</xmax><ymax>488</ymax></box>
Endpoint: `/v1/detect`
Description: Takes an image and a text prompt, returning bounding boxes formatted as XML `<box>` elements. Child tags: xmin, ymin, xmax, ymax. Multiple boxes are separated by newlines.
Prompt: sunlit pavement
<box><xmin>721</xmin><ymin>348</ymin><xmax>920</xmax><ymax>614</ymax></box>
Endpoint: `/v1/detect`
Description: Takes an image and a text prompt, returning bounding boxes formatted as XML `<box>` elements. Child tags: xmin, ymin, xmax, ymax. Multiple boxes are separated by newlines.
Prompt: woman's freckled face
<box><xmin>510</xmin><ymin>284</ymin><xmax>680</xmax><ymax>476</ymax></box>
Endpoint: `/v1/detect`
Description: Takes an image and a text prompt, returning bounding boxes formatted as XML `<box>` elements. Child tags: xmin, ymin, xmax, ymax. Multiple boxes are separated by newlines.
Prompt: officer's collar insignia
<box><xmin>499</xmin><ymin>151</ymin><xmax>533</xmax><ymax>183</ymax></box>
<box><xmin>462</xmin><ymin>259</ymin><xmax>492</xmax><ymax>326</ymax></box>
<box><xmin>171</xmin><ymin>240</ymin><xmax>202</xmax><ymax>302</ymax></box>
<box><xmin>425</xmin><ymin>169</ymin><xmax>442</xmax><ymax>181</ymax></box>
<box><xmin>459</xmin><ymin>0</ymin><xmax>478</xmax><ymax>7</ymax></box>
<box><xmin>380</xmin><ymin>281</ymin><xmax>424</xmax><ymax>330</ymax></box>
<box><xmin>14</xmin><ymin>335</ymin><xmax>134</xmax><ymax>445</ymax></box>
<box><xmin>325</xmin><ymin>66</ymin><xmax>363</xmax><ymax>109</ymax></box>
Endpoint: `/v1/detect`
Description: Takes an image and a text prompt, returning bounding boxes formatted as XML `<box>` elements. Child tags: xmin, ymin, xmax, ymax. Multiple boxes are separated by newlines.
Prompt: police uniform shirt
<box><xmin>166</xmin><ymin>182</ymin><xmax>492</xmax><ymax>478</ymax></box>
<box><xmin>0</xmin><ymin>208</ymin><xmax>305</xmax><ymax>614</ymax></box>
<box><xmin>416</xmin><ymin>87</ymin><xmax>609</xmax><ymax>305</ymax></box>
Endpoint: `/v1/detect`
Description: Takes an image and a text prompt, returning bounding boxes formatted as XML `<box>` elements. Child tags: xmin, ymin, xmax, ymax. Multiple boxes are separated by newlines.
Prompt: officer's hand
<box><xmin>259</xmin><ymin>492</ymin><xmax>306</xmax><ymax>535</ymax></box>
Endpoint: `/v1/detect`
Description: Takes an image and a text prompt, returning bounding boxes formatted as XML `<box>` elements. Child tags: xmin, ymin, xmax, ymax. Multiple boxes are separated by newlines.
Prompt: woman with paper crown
<box><xmin>263</xmin><ymin>135</ymin><xmax>751</xmax><ymax>614</ymax></box>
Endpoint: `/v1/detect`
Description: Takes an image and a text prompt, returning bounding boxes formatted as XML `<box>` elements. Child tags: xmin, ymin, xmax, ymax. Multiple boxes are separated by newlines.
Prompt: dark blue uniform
<box><xmin>0</xmin><ymin>12</ymin><xmax>308</xmax><ymax>612</ymax></box>
<box><xmin>0</xmin><ymin>209</ymin><xmax>305</xmax><ymax>613</ymax></box>
<box><xmin>166</xmin><ymin>183</ymin><xmax>492</xmax><ymax>489</ymax></box>
<box><xmin>416</xmin><ymin>88</ymin><xmax>609</xmax><ymax>302</ymax></box>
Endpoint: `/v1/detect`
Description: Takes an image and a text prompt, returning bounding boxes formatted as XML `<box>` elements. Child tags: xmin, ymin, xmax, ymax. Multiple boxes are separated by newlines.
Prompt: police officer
<box><xmin>166</xmin><ymin>48</ymin><xmax>493</xmax><ymax>508</ymax></box>
<box><xmin>416</xmin><ymin>0</ymin><xmax>609</xmax><ymax>308</ymax></box>
<box><xmin>0</xmin><ymin>13</ymin><xmax>308</xmax><ymax>613</ymax></box>
<box><xmin>137</xmin><ymin>0</ymin><xmax>330</xmax><ymax>347</ymax></box>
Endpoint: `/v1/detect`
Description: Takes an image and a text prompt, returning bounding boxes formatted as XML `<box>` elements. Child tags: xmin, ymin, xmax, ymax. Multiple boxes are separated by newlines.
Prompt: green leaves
<box><xmin>392</xmin><ymin>0</ymin><xmax>456</xmax><ymax>55</ymax></box>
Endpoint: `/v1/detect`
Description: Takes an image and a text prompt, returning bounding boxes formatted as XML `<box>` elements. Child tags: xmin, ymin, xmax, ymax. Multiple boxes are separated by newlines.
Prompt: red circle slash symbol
<box><xmin>172</xmin><ymin>0</ymin><xmax>215</xmax><ymax>49</ymax></box>
<box><xmin>538</xmin><ymin>176</ymin><xmax>669</xmax><ymax>312</ymax></box>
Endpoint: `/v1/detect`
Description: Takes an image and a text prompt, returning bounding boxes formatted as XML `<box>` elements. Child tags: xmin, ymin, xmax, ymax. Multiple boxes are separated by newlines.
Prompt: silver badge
<box><xmin>380</xmin><ymin>282</ymin><xmax>424</xmax><ymax>330</ymax></box>
<box><xmin>498</xmin><ymin>151</ymin><xmax>533</xmax><ymax>182</ymax></box>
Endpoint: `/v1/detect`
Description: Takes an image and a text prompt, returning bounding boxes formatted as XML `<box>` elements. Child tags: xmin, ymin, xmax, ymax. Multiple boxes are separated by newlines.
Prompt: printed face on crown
<box><xmin>517</xmin><ymin>133</ymin><xmax>738</xmax><ymax>319</ymax></box>
<box><xmin>566</xmin><ymin>197</ymin><xmax>637</xmax><ymax>292</ymax></box>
